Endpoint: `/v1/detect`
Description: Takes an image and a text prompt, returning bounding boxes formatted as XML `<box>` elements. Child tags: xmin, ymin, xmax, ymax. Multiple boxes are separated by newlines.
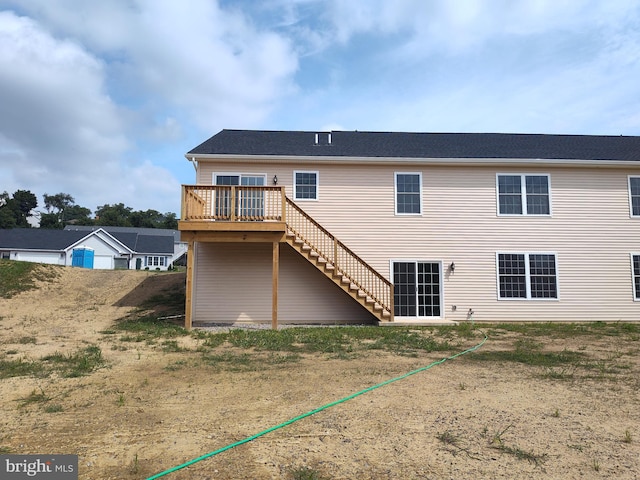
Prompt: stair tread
<box><xmin>286</xmin><ymin>223</ymin><xmax>390</xmax><ymax>322</ymax></box>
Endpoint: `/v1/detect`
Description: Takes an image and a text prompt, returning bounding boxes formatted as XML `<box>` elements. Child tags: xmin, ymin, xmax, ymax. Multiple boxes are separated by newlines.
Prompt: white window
<box><xmin>294</xmin><ymin>171</ymin><xmax>318</xmax><ymax>200</ymax></box>
<box><xmin>628</xmin><ymin>176</ymin><xmax>640</xmax><ymax>217</ymax></box>
<box><xmin>497</xmin><ymin>253</ymin><xmax>558</xmax><ymax>300</ymax></box>
<box><xmin>146</xmin><ymin>256</ymin><xmax>166</xmax><ymax>267</ymax></box>
<box><xmin>213</xmin><ymin>173</ymin><xmax>267</xmax><ymax>218</ymax></box>
<box><xmin>395</xmin><ymin>172</ymin><xmax>422</xmax><ymax>215</ymax></box>
<box><xmin>632</xmin><ymin>254</ymin><xmax>640</xmax><ymax>300</ymax></box>
<box><xmin>497</xmin><ymin>174</ymin><xmax>551</xmax><ymax>215</ymax></box>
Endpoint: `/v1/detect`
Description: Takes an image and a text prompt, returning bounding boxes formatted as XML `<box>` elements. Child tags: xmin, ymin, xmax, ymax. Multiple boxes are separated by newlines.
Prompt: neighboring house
<box><xmin>178</xmin><ymin>129</ymin><xmax>640</xmax><ymax>329</ymax></box>
<box><xmin>0</xmin><ymin>228</ymin><xmax>174</xmax><ymax>270</ymax></box>
<box><xmin>64</xmin><ymin>226</ymin><xmax>188</xmax><ymax>267</ymax></box>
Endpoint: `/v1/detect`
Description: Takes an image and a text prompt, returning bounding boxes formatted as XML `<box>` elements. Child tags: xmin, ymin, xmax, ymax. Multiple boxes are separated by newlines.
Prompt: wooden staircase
<box><xmin>284</xmin><ymin>198</ymin><xmax>394</xmax><ymax>322</ymax></box>
<box><xmin>179</xmin><ymin>185</ymin><xmax>394</xmax><ymax>325</ymax></box>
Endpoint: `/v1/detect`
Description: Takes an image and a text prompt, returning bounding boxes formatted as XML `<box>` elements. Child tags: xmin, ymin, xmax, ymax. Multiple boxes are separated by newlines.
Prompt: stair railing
<box><xmin>285</xmin><ymin>198</ymin><xmax>393</xmax><ymax>319</ymax></box>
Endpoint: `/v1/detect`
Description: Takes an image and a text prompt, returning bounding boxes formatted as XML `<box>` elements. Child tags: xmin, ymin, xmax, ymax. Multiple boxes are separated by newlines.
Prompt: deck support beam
<box><xmin>272</xmin><ymin>242</ymin><xmax>279</xmax><ymax>330</ymax></box>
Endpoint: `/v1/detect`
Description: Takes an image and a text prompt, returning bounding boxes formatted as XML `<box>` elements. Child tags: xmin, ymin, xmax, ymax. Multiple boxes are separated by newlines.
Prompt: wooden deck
<box><xmin>179</xmin><ymin>185</ymin><xmax>394</xmax><ymax>329</ymax></box>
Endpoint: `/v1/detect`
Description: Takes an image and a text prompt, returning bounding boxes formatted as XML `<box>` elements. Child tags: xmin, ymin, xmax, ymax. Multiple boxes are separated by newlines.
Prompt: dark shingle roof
<box><xmin>0</xmin><ymin>229</ymin><xmax>87</xmax><ymax>250</ymax></box>
<box><xmin>0</xmin><ymin>228</ymin><xmax>173</xmax><ymax>254</ymax></box>
<box><xmin>188</xmin><ymin>129</ymin><xmax>640</xmax><ymax>161</ymax></box>
<box><xmin>121</xmin><ymin>233</ymin><xmax>173</xmax><ymax>254</ymax></box>
<box><xmin>64</xmin><ymin>225</ymin><xmax>182</xmax><ymax>243</ymax></box>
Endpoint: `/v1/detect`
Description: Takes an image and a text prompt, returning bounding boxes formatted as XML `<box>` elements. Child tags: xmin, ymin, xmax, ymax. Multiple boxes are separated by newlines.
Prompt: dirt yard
<box><xmin>0</xmin><ymin>267</ymin><xmax>638</xmax><ymax>479</ymax></box>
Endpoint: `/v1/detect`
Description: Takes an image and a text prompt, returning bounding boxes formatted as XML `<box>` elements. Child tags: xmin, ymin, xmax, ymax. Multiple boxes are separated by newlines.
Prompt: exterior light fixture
<box><xmin>450</xmin><ymin>262</ymin><xmax>455</xmax><ymax>272</ymax></box>
<box><xmin>273</xmin><ymin>175</ymin><xmax>278</xmax><ymax>185</ymax></box>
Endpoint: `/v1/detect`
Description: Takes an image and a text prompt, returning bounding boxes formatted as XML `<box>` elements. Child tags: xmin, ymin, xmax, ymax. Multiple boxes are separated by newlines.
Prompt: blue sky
<box><xmin>1</xmin><ymin>0</ymin><xmax>639</xmax><ymax>217</ymax></box>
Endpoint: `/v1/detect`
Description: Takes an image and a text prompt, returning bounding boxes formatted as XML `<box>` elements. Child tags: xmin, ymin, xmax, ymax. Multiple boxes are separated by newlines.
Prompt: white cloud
<box><xmin>0</xmin><ymin>10</ymin><xmax>183</xmax><ymax>214</ymax></box>
<box><xmin>0</xmin><ymin>2</ymin><xmax>302</xmax><ymax>216</ymax></box>
<box><xmin>4</xmin><ymin>0</ymin><xmax>299</xmax><ymax>131</ymax></box>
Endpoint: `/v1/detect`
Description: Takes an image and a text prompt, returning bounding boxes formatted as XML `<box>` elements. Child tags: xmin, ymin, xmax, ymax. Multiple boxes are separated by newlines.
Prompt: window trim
<box><xmin>293</xmin><ymin>170</ymin><xmax>319</xmax><ymax>201</ymax></box>
<box><xmin>145</xmin><ymin>256</ymin><xmax>166</xmax><ymax>267</ymax></box>
<box><xmin>628</xmin><ymin>176</ymin><xmax>640</xmax><ymax>218</ymax></box>
<box><xmin>496</xmin><ymin>252</ymin><xmax>559</xmax><ymax>301</ymax></box>
<box><xmin>394</xmin><ymin>172</ymin><xmax>423</xmax><ymax>216</ymax></box>
<box><xmin>496</xmin><ymin>173</ymin><xmax>552</xmax><ymax>217</ymax></box>
<box><xmin>213</xmin><ymin>172</ymin><xmax>267</xmax><ymax>186</ymax></box>
<box><xmin>631</xmin><ymin>253</ymin><xmax>640</xmax><ymax>301</ymax></box>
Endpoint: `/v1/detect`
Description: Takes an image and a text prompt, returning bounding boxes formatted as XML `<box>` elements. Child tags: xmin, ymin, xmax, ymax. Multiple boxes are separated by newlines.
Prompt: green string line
<box><xmin>146</xmin><ymin>330</ymin><xmax>487</xmax><ymax>479</ymax></box>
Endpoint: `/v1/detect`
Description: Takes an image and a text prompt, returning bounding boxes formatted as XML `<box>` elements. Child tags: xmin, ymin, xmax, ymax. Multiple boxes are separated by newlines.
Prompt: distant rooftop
<box><xmin>188</xmin><ymin>129</ymin><xmax>640</xmax><ymax>161</ymax></box>
<box><xmin>64</xmin><ymin>225</ymin><xmax>182</xmax><ymax>243</ymax></box>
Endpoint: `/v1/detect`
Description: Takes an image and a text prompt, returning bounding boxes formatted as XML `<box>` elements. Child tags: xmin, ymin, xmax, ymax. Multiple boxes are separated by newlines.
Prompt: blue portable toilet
<box><xmin>72</xmin><ymin>247</ymin><xmax>94</xmax><ymax>269</ymax></box>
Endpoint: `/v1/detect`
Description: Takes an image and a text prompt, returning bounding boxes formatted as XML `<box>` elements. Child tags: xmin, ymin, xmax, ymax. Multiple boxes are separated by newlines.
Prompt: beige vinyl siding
<box><xmin>192</xmin><ymin>242</ymin><xmax>375</xmax><ymax>325</ymax></box>
<box><xmin>195</xmin><ymin>160</ymin><xmax>640</xmax><ymax>323</ymax></box>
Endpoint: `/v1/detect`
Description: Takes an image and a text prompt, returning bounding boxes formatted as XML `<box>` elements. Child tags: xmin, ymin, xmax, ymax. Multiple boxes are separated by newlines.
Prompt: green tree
<box><xmin>0</xmin><ymin>190</ymin><xmax>37</xmax><ymax>228</ymax></box>
<box><xmin>64</xmin><ymin>205</ymin><xmax>93</xmax><ymax>225</ymax></box>
<box><xmin>161</xmin><ymin>212</ymin><xmax>178</xmax><ymax>230</ymax></box>
<box><xmin>93</xmin><ymin>204</ymin><xmax>178</xmax><ymax>229</ymax></box>
<box><xmin>94</xmin><ymin>203</ymin><xmax>133</xmax><ymax>226</ymax></box>
<box><xmin>40</xmin><ymin>193</ymin><xmax>93</xmax><ymax>228</ymax></box>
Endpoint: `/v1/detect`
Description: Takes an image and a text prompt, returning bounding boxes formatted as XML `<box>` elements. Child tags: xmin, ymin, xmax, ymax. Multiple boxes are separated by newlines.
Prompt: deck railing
<box><xmin>181</xmin><ymin>185</ymin><xmax>285</xmax><ymax>221</ymax></box>
<box><xmin>181</xmin><ymin>185</ymin><xmax>393</xmax><ymax>319</ymax></box>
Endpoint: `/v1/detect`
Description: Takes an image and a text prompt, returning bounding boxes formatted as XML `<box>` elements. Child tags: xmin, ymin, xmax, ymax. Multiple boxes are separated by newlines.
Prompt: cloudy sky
<box><xmin>1</xmin><ymin>0</ymin><xmax>639</xmax><ymax>217</ymax></box>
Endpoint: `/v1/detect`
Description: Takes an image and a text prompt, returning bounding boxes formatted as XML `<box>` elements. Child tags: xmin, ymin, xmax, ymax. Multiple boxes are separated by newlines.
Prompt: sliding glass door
<box><xmin>393</xmin><ymin>261</ymin><xmax>442</xmax><ymax>317</ymax></box>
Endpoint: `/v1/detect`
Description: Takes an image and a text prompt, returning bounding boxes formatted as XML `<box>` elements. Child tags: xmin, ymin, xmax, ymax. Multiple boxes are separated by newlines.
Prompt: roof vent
<box><xmin>314</xmin><ymin>132</ymin><xmax>332</xmax><ymax>145</ymax></box>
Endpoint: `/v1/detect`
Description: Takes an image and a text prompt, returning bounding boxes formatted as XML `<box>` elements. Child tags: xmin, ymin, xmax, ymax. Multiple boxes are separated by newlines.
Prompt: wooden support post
<box><xmin>230</xmin><ymin>186</ymin><xmax>236</xmax><ymax>221</ymax></box>
<box><xmin>281</xmin><ymin>187</ymin><xmax>286</xmax><ymax>222</ymax></box>
<box><xmin>184</xmin><ymin>240</ymin><xmax>195</xmax><ymax>330</ymax></box>
<box><xmin>272</xmin><ymin>241</ymin><xmax>279</xmax><ymax>330</ymax></box>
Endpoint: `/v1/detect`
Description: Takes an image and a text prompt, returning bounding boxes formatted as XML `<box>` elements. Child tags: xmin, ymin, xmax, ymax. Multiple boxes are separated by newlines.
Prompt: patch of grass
<box><xmin>164</xmin><ymin>360</ymin><xmax>189</xmax><ymax>371</ymax></box>
<box><xmin>288</xmin><ymin>466</ymin><xmax>330</xmax><ymax>480</ymax></box>
<box><xmin>199</xmin><ymin>334</ymin><xmax>226</xmax><ymax>349</ymax></box>
<box><xmin>436</xmin><ymin>430</ymin><xmax>459</xmax><ymax>446</ymax></box>
<box><xmin>0</xmin><ymin>260</ymin><xmax>60</xmax><ymax>298</ymax></box>
<box><xmin>492</xmin><ymin>443</ymin><xmax>548</xmax><ymax>466</ymax></box>
<box><xmin>0</xmin><ymin>446</ymin><xmax>12</xmax><ymax>454</ymax></box>
<box><xmin>488</xmin><ymin>321</ymin><xmax>639</xmax><ymax>339</ymax></box>
<box><xmin>539</xmin><ymin>365</ymin><xmax>576</xmax><ymax>380</ymax></box>
<box><xmin>0</xmin><ymin>358</ymin><xmax>41</xmax><ymax>378</ymax></box>
<box><xmin>623</xmin><ymin>429</ymin><xmax>632</xmax><ymax>444</ymax></box>
<box><xmin>221</xmin><ymin>326</ymin><xmax>454</xmax><ymax>357</ymax></box>
<box><xmin>16</xmin><ymin>388</ymin><xmax>50</xmax><ymax>408</ymax></box>
<box><xmin>12</xmin><ymin>336</ymin><xmax>37</xmax><ymax>345</ymax></box>
<box><xmin>161</xmin><ymin>340</ymin><xmax>185</xmax><ymax>352</ymax></box>
<box><xmin>114</xmin><ymin>315</ymin><xmax>188</xmax><ymax>343</ymax></box>
<box><xmin>469</xmin><ymin>346</ymin><xmax>585</xmax><ymax>368</ymax></box>
<box><xmin>41</xmin><ymin>345</ymin><xmax>105</xmax><ymax>378</ymax></box>
<box><xmin>438</xmin><ymin>321</ymin><xmax>476</xmax><ymax>339</ymax></box>
<box><xmin>202</xmin><ymin>352</ymin><xmax>257</xmax><ymax>372</ymax></box>
<box><xmin>130</xmin><ymin>453</ymin><xmax>140</xmax><ymax>475</ymax></box>
<box><xmin>267</xmin><ymin>353</ymin><xmax>302</xmax><ymax>364</ymax></box>
<box><xmin>44</xmin><ymin>404</ymin><xmax>63</xmax><ymax>413</ymax></box>
<box><xmin>490</xmin><ymin>424</ymin><xmax>547</xmax><ymax>466</ymax></box>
